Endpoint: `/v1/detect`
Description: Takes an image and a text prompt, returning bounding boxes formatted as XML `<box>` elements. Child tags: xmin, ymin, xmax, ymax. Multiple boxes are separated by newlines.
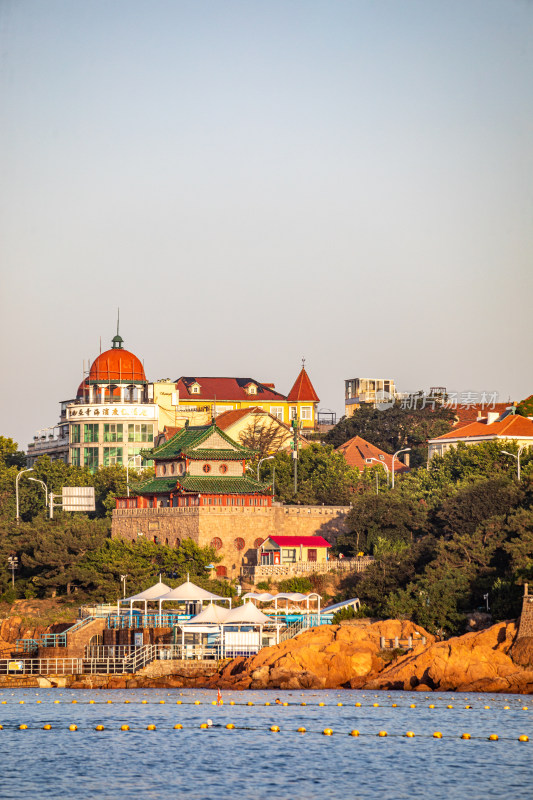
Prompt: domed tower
<box><xmin>67</xmin><ymin>332</ymin><xmax>157</xmax><ymax>472</ymax></box>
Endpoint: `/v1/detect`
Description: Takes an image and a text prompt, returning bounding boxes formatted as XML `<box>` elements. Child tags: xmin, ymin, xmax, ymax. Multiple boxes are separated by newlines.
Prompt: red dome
<box><xmin>88</xmin><ymin>348</ymin><xmax>146</xmax><ymax>383</ymax></box>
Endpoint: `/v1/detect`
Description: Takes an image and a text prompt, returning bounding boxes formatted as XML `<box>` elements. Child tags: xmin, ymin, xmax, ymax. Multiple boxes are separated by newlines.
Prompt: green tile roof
<box><xmin>147</xmin><ymin>423</ymin><xmax>255</xmax><ymax>461</ymax></box>
<box><xmin>135</xmin><ymin>475</ymin><xmax>270</xmax><ymax>496</ymax></box>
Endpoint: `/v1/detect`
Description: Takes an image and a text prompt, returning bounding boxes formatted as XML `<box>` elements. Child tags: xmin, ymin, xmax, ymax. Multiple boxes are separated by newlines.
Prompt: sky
<box><xmin>1</xmin><ymin>0</ymin><xmax>532</xmax><ymax>449</ymax></box>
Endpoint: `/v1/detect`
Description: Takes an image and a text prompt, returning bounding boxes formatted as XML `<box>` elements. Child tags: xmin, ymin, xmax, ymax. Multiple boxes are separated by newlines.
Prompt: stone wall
<box><xmin>112</xmin><ymin>505</ymin><xmax>351</xmax><ymax>579</ymax></box>
<box><xmin>517</xmin><ymin>584</ymin><xmax>533</xmax><ymax>638</ymax></box>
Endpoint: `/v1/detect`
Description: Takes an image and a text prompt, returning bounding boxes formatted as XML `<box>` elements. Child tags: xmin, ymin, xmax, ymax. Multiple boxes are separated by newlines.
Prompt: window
<box><xmin>70</xmin><ymin>448</ymin><xmax>80</xmax><ymax>467</ymax></box>
<box><xmin>104</xmin><ymin>423</ymin><xmax>123</xmax><ymax>442</ymax></box>
<box><xmin>84</xmin><ymin>447</ymin><xmax>99</xmax><ymax>471</ymax></box>
<box><xmin>84</xmin><ymin>423</ymin><xmax>99</xmax><ymax>443</ymax></box>
<box><xmin>219</xmin><ymin>464</ymin><xmax>228</xmax><ymax>474</ymax></box>
<box><xmin>203</xmin><ymin>464</ymin><xmax>211</xmax><ymax>473</ymax></box>
<box><xmin>161</xmin><ymin>464</ymin><xmax>167</xmax><ymax>475</ymax></box>
<box><xmin>71</xmin><ymin>424</ymin><xmax>81</xmax><ymax>444</ymax></box>
<box><xmin>270</xmin><ymin>407</ymin><xmax>284</xmax><ymax>421</ymax></box>
<box><xmin>289</xmin><ymin>406</ymin><xmax>297</xmax><ymax>420</ymax></box>
<box><xmin>128</xmin><ymin>424</ymin><xmax>153</xmax><ymax>443</ymax></box>
<box><xmin>234</xmin><ymin>537</ymin><xmax>245</xmax><ymax>551</ymax></box>
<box><xmin>210</xmin><ymin>537</ymin><xmax>223</xmax><ymax>551</ymax></box>
<box><xmin>300</xmin><ymin>406</ymin><xmax>312</xmax><ymax>420</ymax></box>
<box><xmin>103</xmin><ymin>447</ymin><xmax>123</xmax><ymax>466</ymax></box>
<box><xmin>216</xmin><ymin>566</ymin><xmax>227</xmax><ymax>578</ymax></box>
<box><xmin>282</xmin><ymin>548</ymin><xmax>296</xmax><ymax>562</ymax></box>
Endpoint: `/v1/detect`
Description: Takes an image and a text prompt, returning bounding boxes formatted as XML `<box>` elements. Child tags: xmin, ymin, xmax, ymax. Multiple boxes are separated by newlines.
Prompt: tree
<box><xmin>239</xmin><ymin>418</ymin><xmax>290</xmax><ymax>459</ymax></box>
<box><xmin>338</xmin><ymin>493</ymin><xmax>429</xmax><ymax>555</ymax></box>
<box><xmin>516</xmin><ymin>395</ymin><xmax>533</xmax><ymax>418</ymax></box>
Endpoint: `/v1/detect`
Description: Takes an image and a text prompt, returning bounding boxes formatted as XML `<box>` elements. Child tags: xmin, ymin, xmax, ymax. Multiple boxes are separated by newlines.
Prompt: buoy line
<box><xmin>0</xmin><ymin>722</ymin><xmax>528</xmax><ymax>740</ymax></box>
<box><xmin>0</xmin><ymin>699</ymin><xmax>530</xmax><ymax>710</ymax></box>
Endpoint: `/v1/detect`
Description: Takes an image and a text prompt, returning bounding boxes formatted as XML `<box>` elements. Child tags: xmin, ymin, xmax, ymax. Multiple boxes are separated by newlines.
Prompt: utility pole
<box><xmin>291</xmin><ymin>417</ymin><xmax>299</xmax><ymax>494</ymax></box>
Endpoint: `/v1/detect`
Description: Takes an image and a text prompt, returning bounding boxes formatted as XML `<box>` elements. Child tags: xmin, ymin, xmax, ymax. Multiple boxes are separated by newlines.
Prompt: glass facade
<box><xmin>128</xmin><ymin>423</ymin><xmax>153</xmax><ymax>443</ymax></box>
<box><xmin>103</xmin><ymin>423</ymin><xmax>123</xmax><ymax>442</ymax></box>
<box><xmin>84</xmin><ymin>423</ymin><xmax>99</xmax><ymax>443</ymax></box>
<box><xmin>70</xmin><ymin>448</ymin><xmax>80</xmax><ymax>466</ymax></box>
<box><xmin>103</xmin><ymin>447</ymin><xmax>123</xmax><ymax>466</ymax></box>
<box><xmin>84</xmin><ymin>447</ymin><xmax>99</xmax><ymax>471</ymax></box>
<box><xmin>71</xmin><ymin>424</ymin><xmax>81</xmax><ymax>443</ymax></box>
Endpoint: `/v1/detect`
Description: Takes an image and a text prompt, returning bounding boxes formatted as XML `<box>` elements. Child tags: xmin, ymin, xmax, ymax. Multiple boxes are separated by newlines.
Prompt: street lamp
<box><xmin>391</xmin><ymin>448</ymin><xmax>411</xmax><ymax>489</ymax></box>
<box><xmin>28</xmin><ymin>477</ymin><xmax>48</xmax><ymax>508</ymax></box>
<box><xmin>120</xmin><ymin>574</ymin><xmax>128</xmax><ymax>598</ymax></box>
<box><xmin>7</xmin><ymin>556</ymin><xmax>18</xmax><ymax>589</ymax></box>
<box><xmin>501</xmin><ymin>446</ymin><xmax>526</xmax><ymax>481</ymax></box>
<box><xmin>257</xmin><ymin>455</ymin><xmax>274</xmax><ymax>481</ymax></box>
<box><xmin>126</xmin><ymin>455</ymin><xmax>140</xmax><ymax>497</ymax></box>
<box><xmin>367</xmin><ymin>457</ymin><xmax>390</xmax><ymax>490</ymax></box>
<box><xmin>15</xmin><ymin>468</ymin><xmax>34</xmax><ymax>522</ymax></box>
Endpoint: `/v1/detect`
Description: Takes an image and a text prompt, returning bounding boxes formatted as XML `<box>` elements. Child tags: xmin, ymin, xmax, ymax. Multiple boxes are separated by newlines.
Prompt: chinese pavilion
<box><xmin>117</xmin><ymin>422</ymin><xmax>272</xmax><ymax>509</ymax></box>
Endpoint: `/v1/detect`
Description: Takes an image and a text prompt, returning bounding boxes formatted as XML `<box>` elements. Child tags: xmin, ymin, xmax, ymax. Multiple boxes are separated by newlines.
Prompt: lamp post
<box><xmin>7</xmin><ymin>556</ymin><xmax>18</xmax><ymax>589</ymax></box>
<box><xmin>28</xmin><ymin>477</ymin><xmax>48</xmax><ymax>508</ymax></box>
<box><xmin>501</xmin><ymin>446</ymin><xmax>525</xmax><ymax>481</ymax></box>
<box><xmin>15</xmin><ymin>468</ymin><xmax>34</xmax><ymax>522</ymax></box>
<box><xmin>367</xmin><ymin>457</ymin><xmax>390</xmax><ymax>492</ymax></box>
<box><xmin>257</xmin><ymin>455</ymin><xmax>274</xmax><ymax>481</ymax></box>
<box><xmin>126</xmin><ymin>455</ymin><xmax>140</xmax><ymax>497</ymax></box>
<box><xmin>120</xmin><ymin>574</ymin><xmax>128</xmax><ymax>598</ymax></box>
<box><xmin>391</xmin><ymin>448</ymin><xmax>411</xmax><ymax>489</ymax></box>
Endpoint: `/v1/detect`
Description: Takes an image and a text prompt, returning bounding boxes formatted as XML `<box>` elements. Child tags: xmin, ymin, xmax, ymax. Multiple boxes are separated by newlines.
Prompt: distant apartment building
<box><xmin>344</xmin><ymin>377</ymin><xmax>397</xmax><ymax>417</ymax></box>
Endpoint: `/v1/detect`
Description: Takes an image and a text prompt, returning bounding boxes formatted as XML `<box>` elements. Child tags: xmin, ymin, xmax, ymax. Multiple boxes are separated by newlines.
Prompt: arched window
<box><xmin>210</xmin><ymin>537</ymin><xmax>223</xmax><ymax>551</ymax></box>
<box><xmin>254</xmin><ymin>538</ymin><xmax>264</xmax><ymax>549</ymax></box>
<box><xmin>234</xmin><ymin>537</ymin><xmax>245</xmax><ymax>551</ymax></box>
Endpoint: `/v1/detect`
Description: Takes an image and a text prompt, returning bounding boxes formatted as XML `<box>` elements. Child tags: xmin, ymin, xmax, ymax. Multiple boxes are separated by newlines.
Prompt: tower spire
<box><xmin>112</xmin><ymin>308</ymin><xmax>124</xmax><ymax>349</ymax></box>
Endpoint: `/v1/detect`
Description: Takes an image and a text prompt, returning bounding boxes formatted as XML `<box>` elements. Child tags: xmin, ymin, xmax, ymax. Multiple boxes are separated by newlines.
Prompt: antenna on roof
<box><xmin>302</xmin><ymin>356</ymin><xmax>306</xmax><ymax>369</ymax></box>
<box><xmin>99</xmin><ymin>336</ymin><xmax>102</xmax><ymax>355</ymax></box>
<box><xmin>117</xmin><ymin>308</ymin><xmax>120</xmax><ymax>337</ymax></box>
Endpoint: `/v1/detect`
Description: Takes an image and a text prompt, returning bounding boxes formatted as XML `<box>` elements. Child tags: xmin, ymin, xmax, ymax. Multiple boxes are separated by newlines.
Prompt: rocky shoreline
<box><xmin>2</xmin><ymin>616</ymin><xmax>533</xmax><ymax>693</ymax></box>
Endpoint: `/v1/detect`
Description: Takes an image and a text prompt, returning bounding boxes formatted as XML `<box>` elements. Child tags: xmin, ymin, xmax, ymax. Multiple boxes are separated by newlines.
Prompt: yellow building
<box><xmin>152</xmin><ymin>367</ymin><xmax>320</xmax><ymax>431</ymax></box>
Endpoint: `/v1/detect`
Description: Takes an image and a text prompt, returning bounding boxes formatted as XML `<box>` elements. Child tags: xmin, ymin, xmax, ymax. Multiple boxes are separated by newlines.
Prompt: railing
<box><xmin>379</xmin><ymin>636</ymin><xmax>427</xmax><ymax>650</ymax></box>
<box><xmin>106</xmin><ymin>613</ymin><xmax>192</xmax><ymax>629</ymax></box>
<box><xmin>79</xmin><ymin>604</ymin><xmax>118</xmax><ymax>619</ymax></box>
<box><xmin>0</xmin><ymin>658</ymin><xmax>84</xmax><ymax>676</ymax></box>
<box><xmin>279</xmin><ymin>614</ymin><xmax>324</xmax><ymax>642</ymax></box>
<box><xmin>242</xmin><ymin>556</ymin><xmax>374</xmax><ymax>580</ymax></box>
<box><xmin>14</xmin><ymin>639</ymin><xmax>40</xmax><ymax>654</ymax></box>
<box><xmin>85</xmin><ymin>645</ymin><xmax>138</xmax><ymax>659</ymax></box>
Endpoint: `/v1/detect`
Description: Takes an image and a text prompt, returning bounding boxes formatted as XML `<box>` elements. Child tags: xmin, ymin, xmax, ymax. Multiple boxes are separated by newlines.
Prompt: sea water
<box><xmin>0</xmin><ymin>687</ymin><xmax>531</xmax><ymax>800</ymax></box>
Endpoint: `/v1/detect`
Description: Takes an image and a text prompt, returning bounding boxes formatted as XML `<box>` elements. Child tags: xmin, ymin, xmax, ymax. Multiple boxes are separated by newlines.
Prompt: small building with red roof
<box><xmin>336</xmin><ymin>435</ymin><xmax>410</xmax><ymax>476</ymax></box>
<box><xmin>428</xmin><ymin>410</ymin><xmax>533</xmax><ymax>460</ymax></box>
<box><xmin>258</xmin><ymin>535</ymin><xmax>331</xmax><ymax>567</ymax></box>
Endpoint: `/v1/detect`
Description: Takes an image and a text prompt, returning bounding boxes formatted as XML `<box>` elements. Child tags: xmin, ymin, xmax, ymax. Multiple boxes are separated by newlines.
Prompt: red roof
<box><xmin>215</xmin><ymin>408</ymin><xmax>260</xmax><ymax>430</ymax></box>
<box><xmin>336</xmin><ymin>435</ymin><xmax>409</xmax><ymax>474</ymax></box>
<box><xmin>87</xmin><ymin>348</ymin><xmax>146</xmax><ymax>383</ymax></box>
<box><xmin>453</xmin><ymin>403</ymin><xmax>510</xmax><ymax>430</ymax></box>
<box><xmin>432</xmin><ymin>414</ymin><xmax>533</xmax><ymax>441</ymax></box>
<box><xmin>175</xmin><ymin>377</ymin><xmax>286</xmax><ymax>402</ymax></box>
<box><xmin>267</xmin><ymin>535</ymin><xmax>331</xmax><ymax>548</ymax></box>
<box><xmin>287</xmin><ymin>368</ymin><xmax>320</xmax><ymax>402</ymax></box>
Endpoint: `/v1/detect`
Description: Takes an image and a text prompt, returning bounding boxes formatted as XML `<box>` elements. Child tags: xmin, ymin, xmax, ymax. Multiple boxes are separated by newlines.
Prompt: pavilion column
<box><xmin>100</xmin><ymin>385</ymin><xmax>106</xmax><ymax>403</ymax></box>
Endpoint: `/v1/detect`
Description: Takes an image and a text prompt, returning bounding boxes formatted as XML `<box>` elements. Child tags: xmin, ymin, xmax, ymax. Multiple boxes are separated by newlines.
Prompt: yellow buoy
<box><xmin>226</xmin><ymin>723</ymin><xmax>235</xmax><ymax>729</ymax></box>
<box><xmin>69</xmin><ymin>725</ymin><xmax>77</xmax><ymax>731</ymax></box>
<box><xmin>337</xmin><ymin>702</ymin><xmax>343</xmax><ymax>707</ymax></box>
<box><xmin>146</xmin><ymin>724</ymin><xmax>156</xmax><ymax>731</ymax></box>
<box><xmin>142</xmin><ymin>700</ymin><xmax>147</xmax><ymax>704</ymax></box>
<box><xmin>54</xmin><ymin>700</ymin><xmax>60</xmax><ymax>704</ymax></box>
<box><xmin>0</xmin><ymin>725</ymin><xmax>3</xmax><ymax>730</ymax></box>
<box><xmin>301</xmin><ymin>702</ymin><xmax>306</xmax><ymax>706</ymax></box>
<box><xmin>200</xmin><ymin>723</ymin><xmax>208</xmax><ymax>729</ymax></box>
<box><xmin>125</xmin><ymin>700</ymin><xmax>130</xmax><ymax>704</ymax></box>
<box><xmin>121</xmin><ymin>725</ymin><xmax>129</xmax><ymax>731</ymax></box>
<box><xmin>319</xmin><ymin>702</ymin><xmax>325</xmax><ymax>707</ymax></box>
<box><xmin>194</xmin><ymin>701</ymin><xmax>201</xmax><ymax>705</ymax></box>
<box><xmin>19</xmin><ymin>700</ymin><xmax>24</xmax><ymax>704</ymax></box>
<box><xmin>298</xmin><ymin>727</ymin><xmax>306</xmax><ymax>733</ymax></box>
<box><xmin>174</xmin><ymin>724</ymin><xmax>183</xmax><ymax>729</ymax></box>
<box><xmin>378</xmin><ymin>730</ymin><xmax>387</xmax><ymax>737</ymax></box>
<box><xmin>350</xmin><ymin>730</ymin><xmax>360</xmax><ymax>737</ymax></box>
<box><xmin>461</xmin><ymin>733</ymin><xmax>471</xmax><ymax>740</ymax></box>
<box><xmin>488</xmin><ymin>734</ymin><xmax>498</xmax><ymax>741</ymax></box>
<box><xmin>410</xmin><ymin>704</ymin><xmax>416</xmax><ymax>708</ymax></box>
<box><xmin>270</xmin><ymin>725</ymin><xmax>280</xmax><ymax>732</ymax></box>
<box><xmin>107</xmin><ymin>700</ymin><xmax>112</xmax><ymax>704</ymax></box>
<box><xmin>429</xmin><ymin>705</ymin><xmax>435</xmax><ymax>709</ymax></box>
<box><xmin>89</xmin><ymin>700</ymin><xmax>94</xmax><ymax>704</ymax></box>
<box><xmin>36</xmin><ymin>701</ymin><xmax>41</xmax><ymax>704</ymax></box>
<box><xmin>176</xmin><ymin>700</ymin><xmax>182</xmax><ymax>705</ymax></box>
<box><xmin>247</xmin><ymin>701</ymin><xmax>254</xmax><ymax>706</ymax></box>
<box><xmin>484</xmin><ymin>705</ymin><xmax>490</xmax><ymax>710</ymax></box>
<box><xmin>392</xmin><ymin>703</ymin><xmax>397</xmax><ymax>708</ymax></box>
<box><xmin>355</xmin><ymin>702</ymin><xmax>361</xmax><ymax>707</ymax></box>
<box><xmin>211</xmin><ymin>701</ymin><xmax>217</xmax><ymax>705</ymax></box>
<box><xmin>447</xmin><ymin>705</ymin><xmax>453</xmax><ymax>709</ymax></box>
<box><xmin>503</xmin><ymin>706</ymin><xmax>510</xmax><ymax>710</ymax></box>
<box><xmin>465</xmin><ymin>705</ymin><xmax>472</xmax><ymax>709</ymax></box>
<box><xmin>406</xmin><ymin>731</ymin><xmax>415</xmax><ymax>738</ymax></box>
<box><xmin>43</xmin><ymin>724</ymin><xmax>51</xmax><ymax>730</ymax></box>
<box><xmin>518</xmin><ymin>735</ymin><xmax>529</xmax><ymax>742</ymax></box>
<box><xmin>19</xmin><ymin>724</ymin><xmax>28</xmax><ymax>730</ymax></box>
<box><xmin>1</xmin><ymin>701</ymin><xmax>5</xmax><ymax>704</ymax></box>
<box><xmin>323</xmin><ymin>728</ymin><xmax>333</xmax><ymax>736</ymax></box>
<box><xmin>433</xmin><ymin>732</ymin><xmax>442</xmax><ymax>738</ymax></box>
<box><xmin>229</xmin><ymin>701</ymin><xmax>235</xmax><ymax>706</ymax></box>
<box><xmin>522</xmin><ymin>706</ymin><xmax>529</xmax><ymax>711</ymax></box>
<box><xmin>373</xmin><ymin>703</ymin><xmax>379</xmax><ymax>707</ymax></box>
<box><xmin>95</xmin><ymin>725</ymin><xmax>105</xmax><ymax>731</ymax></box>
<box><xmin>282</xmin><ymin>702</ymin><xmax>288</xmax><ymax>707</ymax></box>
<box><xmin>159</xmin><ymin>700</ymin><xmax>165</xmax><ymax>704</ymax></box>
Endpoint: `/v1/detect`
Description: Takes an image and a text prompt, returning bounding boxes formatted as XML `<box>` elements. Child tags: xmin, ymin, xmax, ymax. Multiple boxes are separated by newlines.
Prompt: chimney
<box><xmin>486</xmin><ymin>411</ymin><xmax>499</xmax><ymax>425</ymax></box>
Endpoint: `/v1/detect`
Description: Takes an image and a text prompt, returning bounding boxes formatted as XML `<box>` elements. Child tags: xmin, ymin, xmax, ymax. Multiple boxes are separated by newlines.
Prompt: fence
<box><xmin>242</xmin><ymin>556</ymin><xmax>374</xmax><ymax>580</ymax></box>
<box><xmin>106</xmin><ymin>613</ymin><xmax>192</xmax><ymax>629</ymax></box>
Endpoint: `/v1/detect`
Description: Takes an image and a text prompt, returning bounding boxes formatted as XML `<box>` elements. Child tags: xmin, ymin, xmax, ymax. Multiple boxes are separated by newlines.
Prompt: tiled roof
<box><xmin>147</xmin><ymin>424</ymin><xmax>255</xmax><ymax>461</ymax></box>
<box><xmin>267</xmin><ymin>535</ymin><xmax>331</xmax><ymax>548</ymax></box>
<box><xmin>453</xmin><ymin>403</ymin><xmax>511</xmax><ymax>430</ymax></box>
<box><xmin>336</xmin><ymin>436</ymin><xmax>409</xmax><ymax>474</ymax></box>
<box><xmin>134</xmin><ymin>477</ymin><xmax>178</xmax><ymax>494</ymax></box>
<box><xmin>214</xmin><ymin>408</ymin><xmax>260</xmax><ymax>430</ymax></box>
<box><xmin>431</xmin><ymin>414</ymin><xmax>533</xmax><ymax>441</ymax></box>
<box><xmin>287</xmin><ymin>368</ymin><xmax>320</xmax><ymax>402</ymax></box>
<box><xmin>175</xmin><ymin>377</ymin><xmax>287</xmax><ymax>402</ymax></box>
<box><xmin>136</xmin><ymin>475</ymin><xmax>270</xmax><ymax>495</ymax></box>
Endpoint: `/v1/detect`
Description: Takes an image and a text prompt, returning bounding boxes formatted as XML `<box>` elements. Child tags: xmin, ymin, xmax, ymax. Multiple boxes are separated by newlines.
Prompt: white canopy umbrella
<box><xmin>158</xmin><ymin>578</ymin><xmax>231</xmax><ymax>613</ymax></box>
<box><xmin>222</xmin><ymin>602</ymin><xmax>271</xmax><ymax>625</ymax></box>
<box><xmin>118</xmin><ymin>578</ymin><xmax>171</xmax><ymax>615</ymax></box>
<box><xmin>183</xmin><ymin>603</ymin><xmax>230</xmax><ymax>625</ymax></box>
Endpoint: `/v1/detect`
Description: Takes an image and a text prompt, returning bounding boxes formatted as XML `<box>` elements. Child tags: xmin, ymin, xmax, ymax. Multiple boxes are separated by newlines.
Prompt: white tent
<box><xmin>118</xmin><ymin>578</ymin><xmax>171</xmax><ymax>615</ymax></box>
<box><xmin>183</xmin><ymin>603</ymin><xmax>231</xmax><ymax>625</ymax></box>
<box><xmin>157</xmin><ymin>579</ymin><xmax>231</xmax><ymax>612</ymax></box>
<box><xmin>222</xmin><ymin>602</ymin><xmax>271</xmax><ymax>625</ymax></box>
<box><xmin>241</xmin><ymin>591</ymin><xmax>321</xmax><ymax>614</ymax></box>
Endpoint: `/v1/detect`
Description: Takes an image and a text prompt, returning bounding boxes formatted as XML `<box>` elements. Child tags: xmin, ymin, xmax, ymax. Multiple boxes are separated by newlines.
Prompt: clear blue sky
<box><xmin>1</xmin><ymin>0</ymin><xmax>532</xmax><ymax>448</ymax></box>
